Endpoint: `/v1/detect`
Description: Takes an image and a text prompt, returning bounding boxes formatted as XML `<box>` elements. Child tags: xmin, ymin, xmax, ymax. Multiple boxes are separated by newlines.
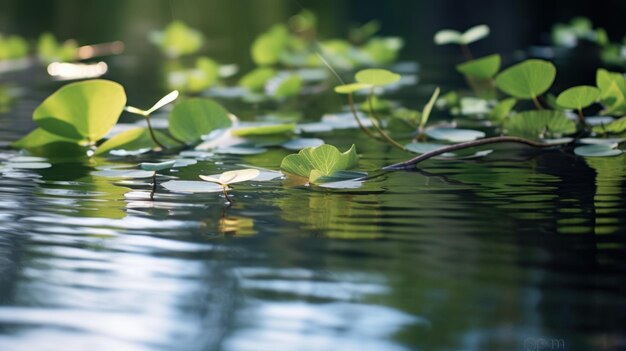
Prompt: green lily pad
<box><xmin>592</xmin><ymin>116</ymin><xmax>626</xmax><ymax>134</ymax></box>
<box><xmin>280</xmin><ymin>144</ymin><xmax>358</xmax><ymax>181</ymax></box>
<box><xmin>456</xmin><ymin>54</ymin><xmax>501</xmax><ymax>79</ymax></box>
<box><xmin>94</xmin><ymin>127</ymin><xmax>178</xmax><ymax>156</ymax></box>
<box><xmin>504</xmin><ymin>110</ymin><xmax>576</xmax><ymax>139</ymax></box>
<box><xmin>33</xmin><ymin>79</ymin><xmax>126</xmax><ymax>142</ymax></box>
<box><xmin>168</xmin><ymin>98</ymin><xmax>231</xmax><ymax>144</ymax></box>
<box><xmin>231</xmin><ymin>123</ymin><xmax>295</xmax><ymax>137</ymax></box>
<box><xmin>425</xmin><ymin>128</ymin><xmax>485</xmax><ymax>142</ymax></box>
<box><xmin>489</xmin><ymin>98</ymin><xmax>517</xmax><ymax>123</ymax></box>
<box><xmin>334</xmin><ymin>83</ymin><xmax>372</xmax><ymax>94</ymax></box>
<box><xmin>556</xmin><ymin>85</ymin><xmax>600</xmax><ymax>110</ymax></box>
<box><xmin>596</xmin><ymin>69</ymin><xmax>626</xmax><ymax>115</ymax></box>
<box><xmin>239</xmin><ymin>67</ymin><xmax>277</xmax><ymax>92</ymax></box>
<box><xmin>355</xmin><ymin>68</ymin><xmax>400</xmax><ymax>86</ymax></box>
<box><xmin>574</xmin><ymin>144</ymin><xmax>623</xmax><ymax>157</ymax></box>
<box><xmin>161</xmin><ymin>180</ymin><xmax>223</xmax><ymax>193</ymax></box>
<box><xmin>495</xmin><ymin>59</ymin><xmax>556</xmax><ymax>99</ymax></box>
<box><xmin>272</xmin><ymin>75</ymin><xmax>303</xmax><ymax>99</ymax></box>
<box><xmin>150</xmin><ymin>21</ymin><xmax>203</xmax><ymax>58</ymax></box>
<box><xmin>251</xmin><ymin>24</ymin><xmax>289</xmax><ymax>66</ymax></box>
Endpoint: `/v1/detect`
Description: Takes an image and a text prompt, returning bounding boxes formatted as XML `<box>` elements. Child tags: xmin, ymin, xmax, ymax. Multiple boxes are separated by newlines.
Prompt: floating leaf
<box><xmin>309</xmin><ymin>170</ymin><xmax>367</xmax><ymax>185</ymax></box>
<box><xmin>12</xmin><ymin>127</ymin><xmax>77</xmax><ymax>149</ymax></box>
<box><xmin>213</xmin><ymin>146</ymin><xmax>268</xmax><ymax>155</ymax></box>
<box><xmin>334</xmin><ymin>83</ymin><xmax>371</xmax><ymax>94</ymax></box>
<box><xmin>3</xmin><ymin>162</ymin><xmax>51</xmax><ymax>169</ymax></box>
<box><xmin>504</xmin><ymin>110</ymin><xmax>576</xmax><ymax>139</ymax></box>
<box><xmin>556</xmin><ymin>85</ymin><xmax>600</xmax><ymax>110</ymax></box>
<box><xmin>596</xmin><ymin>69</ymin><xmax>626</xmax><ymax>115</ymax></box>
<box><xmin>239</xmin><ymin>67</ymin><xmax>276</xmax><ymax>92</ymax></box>
<box><xmin>579</xmin><ymin>138</ymin><xmax>625</xmax><ymax>145</ymax></box>
<box><xmin>592</xmin><ymin>116</ymin><xmax>626</xmax><ymax>134</ymax></box>
<box><xmin>251</xmin><ymin>24</ymin><xmax>289</xmax><ymax>65</ymax></box>
<box><xmin>425</xmin><ymin>128</ymin><xmax>485</xmax><ymax>142</ymax></box>
<box><xmin>355</xmin><ymin>68</ymin><xmax>401</xmax><ymax>86</ymax></box>
<box><xmin>489</xmin><ymin>98</ymin><xmax>517</xmax><ymax>123</ymax></box>
<box><xmin>168</xmin><ymin>98</ymin><xmax>231</xmax><ymax>144</ymax></box>
<box><xmin>272</xmin><ymin>75</ymin><xmax>302</xmax><ymax>99</ymax></box>
<box><xmin>281</xmin><ymin>138</ymin><xmax>324</xmax><ymax>150</ymax></box>
<box><xmin>161</xmin><ymin>180</ymin><xmax>223</xmax><ymax>193</ymax></box>
<box><xmin>231</xmin><ymin>123</ymin><xmax>295</xmax><ymax>137</ymax></box>
<box><xmin>456</xmin><ymin>54</ymin><xmax>501</xmax><ymax>79</ymax></box>
<box><xmin>140</xmin><ymin>160</ymin><xmax>176</xmax><ymax>171</ymax></box>
<box><xmin>574</xmin><ymin>144</ymin><xmax>623</xmax><ymax>157</ymax></box>
<box><xmin>33</xmin><ymin>79</ymin><xmax>126</xmax><ymax>142</ymax></box>
<box><xmin>495</xmin><ymin>59</ymin><xmax>556</xmax><ymax>99</ymax></box>
<box><xmin>150</xmin><ymin>21</ymin><xmax>203</xmax><ymax>58</ymax></box>
<box><xmin>280</xmin><ymin>144</ymin><xmax>358</xmax><ymax>181</ymax></box>
<box><xmin>434</xmin><ymin>24</ymin><xmax>490</xmax><ymax>45</ymax></box>
<box><xmin>199</xmin><ymin>168</ymin><xmax>260</xmax><ymax>185</ymax></box>
<box><xmin>94</xmin><ymin>127</ymin><xmax>177</xmax><ymax>156</ymax></box>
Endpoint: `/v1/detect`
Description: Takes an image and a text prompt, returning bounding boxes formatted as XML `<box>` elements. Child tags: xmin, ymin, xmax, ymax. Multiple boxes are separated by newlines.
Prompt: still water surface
<box><xmin>0</xmin><ymin>61</ymin><xmax>625</xmax><ymax>351</ymax></box>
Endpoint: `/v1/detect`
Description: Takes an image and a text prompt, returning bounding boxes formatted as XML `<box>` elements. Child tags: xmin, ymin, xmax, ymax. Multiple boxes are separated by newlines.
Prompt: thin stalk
<box><xmin>145</xmin><ymin>117</ymin><xmax>165</xmax><ymax>149</ymax></box>
<box><xmin>366</xmin><ymin>90</ymin><xmax>407</xmax><ymax>152</ymax></box>
<box><xmin>382</xmin><ymin>136</ymin><xmax>565</xmax><ymax>170</ymax></box>
<box><xmin>531</xmin><ymin>96</ymin><xmax>544</xmax><ymax>110</ymax></box>
<box><xmin>347</xmin><ymin>92</ymin><xmax>380</xmax><ymax>139</ymax></box>
<box><xmin>150</xmin><ymin>172</ymin><xmax>157</xmax><ymax>200</ymax></box>
<box><xmin>461</xmin><ymin>44</ymin><xmax>474</xmax><ymax>61</ymax></box>
<box><xmin>577</xmin><ymin>108</ymin><xmax>591</xmax><ymax>131</ymax></box>
<box><xmin>222</xmin><ymin>186</ymin><xmax>232</xmax><ymax>203</ymax></box>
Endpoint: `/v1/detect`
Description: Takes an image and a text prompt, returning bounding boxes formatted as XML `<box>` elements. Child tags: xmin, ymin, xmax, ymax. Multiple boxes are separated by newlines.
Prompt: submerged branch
<box><xmin>382</xmin><ymin>136</ymin><xmax>563</xmax><ymax>170</ymax></box>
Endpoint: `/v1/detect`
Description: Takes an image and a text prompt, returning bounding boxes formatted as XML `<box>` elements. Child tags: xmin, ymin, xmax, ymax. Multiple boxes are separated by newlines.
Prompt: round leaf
<box><xmin>504</xmin><ymin>110</ymin><xmax>576</xmax><ymax>139</ymax></box>
<box><xmin>355</xmin><ymin>68</ymin><xmax>401</xmax><ymax>86</ymax></box>
<box><xmin>425</xmin><ymin>128</ymin><xmax>486</xmax><ymax>142</ymax></box>
<box><xmin>168</xmin><ymin>98</ymin><xmax>231</xmax><ymax>144</ymax></box>
<box><xmin>556</xmin><ymin>85</ymin><xmax>600</xmax><ymax>110</ymax></box>
<box><xmin>33</xmin><ymin>79</ymin><xmax>126</xmax><ymax>142</ymax></box>
<box><xmin>456</xmin><ymin>54</ymin><xmax>501</xmax><ymax>79</ymax></box>
<box><xmin>574</xmin><ymin>144</ymin><xmax>623</xmax><ymax>157</ymax></box>
<box><xmin>495</xmin><ymin>59</ymin><xmax>556</xmax><ymax>99</ymax></box>
<box><xmin>334</xmin><ymin>83</ymin><xmax>372</xmax><ymax>94</ymax></box>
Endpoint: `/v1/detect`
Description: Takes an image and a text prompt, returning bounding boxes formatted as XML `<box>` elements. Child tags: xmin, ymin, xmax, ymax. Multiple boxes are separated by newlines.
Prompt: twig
<box><xmin>382</xmin><ymin>136</ymin><xmax>565</xmax><ymax>170</ymax></box>
<box><xmin>366</xmin><ymin>89</ymin><xmax>408</xmax><ymax>152</ymax></box>
<box><xmin>347</xmin><ymin>92</ymin><xmax>381</xmax><ymax>140</ymax></box>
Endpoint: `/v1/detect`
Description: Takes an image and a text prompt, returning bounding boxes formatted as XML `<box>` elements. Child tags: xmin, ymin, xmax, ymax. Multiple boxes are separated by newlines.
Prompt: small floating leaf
<box><xmin>495</xmin><ymin>59</ymin><xmax>556</xmax><ymax>99</ymax></box>
<box><xmin>355</xmin><ymin>68</ymin><xmax>401</xmax><ymax>86</ymax></box>
<box><xmin>231</xmin><ymin>123</ymin><xmax>295</xmax><ymax>137</ymax></box>
<box><xmin>33</xmin><ymin>79</ymin><xmax>126</xmax><ymax>142</ymax></box>
<box><xmin>425</xmin><ymin>128</ymin><xmax>485</xmax><ymax>142</ymax></box>
<box><xmin>168</xmin><ymin>98</ymin><xmax>231</xmax><ymax>144</ymax></box>
<box><xmin>200</xmin><ymin>168</ymin><xmax>260</xmax><ymax>185</ymax></box>
<box><xmin>456</xmin><ymin>54</ymin><xmax>501</xmax><ymax>79</ymax></box>
<box><xmin>239</xmin><ymin>67</ymin><xmax>276</xmax><ymax>92</ymax></box>
<box><xmin>489</xmin><ymin>98</ymin><xmax>517</xmax><ymax>123</ymax></box>
<box><xmin>334</xmin><ymin>83</ymin><xmax>372</xmax><ymax>94</ymax></box>
<box><xmin>94</xmin><ymin>127</ymin><xmax>177</xmax><ymax>156</ymax></box>
<box><xmin>574</xmin><ymin>144</ymin><xmax>623</xmax><ymax>157</ymax></box>
<box><xmin>4</xmin><ymin>162</ymin><xmax>51</xmax><ymax>169</ymax></box>
<box><xmin>504</xmin><ymin>110</ymin><xmax>576</xmax><ymax>139</ymax></box>
<box><xmin>162</xmin><ymin>180</ymin><xmax>223</xmax><ymax>193</ymax></box>
<box><xmin>309</xmin><ymin>170</ymin><xmax>367</xmax><ymax>185</ymax></box>
<box><xmin>592</xmin><ymin>116</ymin><xmax>626</xmax><ymax>134</ymax></box>
<box><xmin>556</xmin><ymin>85</ymin><xmax>600</xmax><ymax>110</ymax></box>
<box><xmin>140</xmin><ymin>160</ymin><xmax>176</xmax><ymax>171</ymax></box>
<box><xmin>213</xmin><ymin>146</ymin><xmax>268</xmax><ymax>155</ymax></box>
<box><xmin>271</xmin><ymin>75</ymin><xmax>302</xmax><ymax>99</ymax></box>
<box><xmin>280</xmin><ymin>144</ymin><xmax>358</xmax><ymax>181</ymax></box>
<box><xmin>579</xmin><ymin>138</ymin><xmax>624</xmax><ymax>145</ymax></box>
<box><xmin>150</xmin><ymin>21</ymin><xmax>203</xmax><ymax>58</ymax></box>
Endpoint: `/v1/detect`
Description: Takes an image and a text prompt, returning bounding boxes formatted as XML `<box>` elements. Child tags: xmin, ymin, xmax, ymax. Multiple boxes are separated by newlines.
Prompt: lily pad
<box><xmin>161</xmin><ymin>180</ymin><xmax>223</xmax><ymax>193</ymax></box>
<box><xmin>574</xmin><ymin>144</ymin><xmax>623</xmax><ymax>157</ymax></box>
<box><xmin>33</xmin><ymin>79</ymin><xmax>126</xmax><ymax>142</ymax></box>
<box><xmin>3</xmin><ymin>162</ymin><xmax>52</xmax><ymax>169</ymax></box>
<box><xmin>213</xmin><ymin>146</ymin><xmax>268</xmax><ymax>155</ymax></box>
<box><xmin>334</xmin><ymin>83</ymin><xmax>372</xmax><ymax>94</ymax></box>
<box><xmin>280</xmin><ymin>144</ymin><xmax>358</xmax><ymax>181</ymax></box>
<box><xmin>91</xmin><ymin>169</ymin><xmax>155</xmax><ymax>178</ymax></box>
<box><xmin>489</xmin><ymin>98</ymin><xmax>517</xmax><ymax>123</ymax></box>
<box><xmin>556</xmin><ymin>85</ymin><xmax>600</xmax><ymax>110</ymax></box>
<box><xmin>94</xmin><ymin>127</ymin><xmax>178</xmax><ymax>156</ymax></box>
<box><xmin>199</xmin><ymin>168</ymin><xmax>260</xmax><ymax>185</ymax></box>
<box><xmin>355</xmin><ymin>68</ymin><xmax>400</xmax><ymax>86</ymax></box>
<box><xmin>504</xmin><ymin>110</ymin><xmax>576</xmax><ymax>139</ymax></box>
<box><xmin>456</xmin><ymin>54</ymin><xmax>501</xmax><ymax>79</ymax></box>
<box><xmin>231</xmin><ymin>123</ymin><xmax>295</xmax><ymax>137</ymax></box>
<box><xmin>168</xmin><ymin>98</ymin><xmax>231</xmax><ymax>144</ymax></box>
<box><xmin>592</xmin><ymin>116</ymin><xmax>626</xmax><ymax>134</ymax></box>
<box><xmin>495</xmin><ymin>59</ymin><xmax>556</xmax><ymax>99</ymax></box>
<box><xmin>425</xmin><ymin>128</ymin><xmax>485</xmax><ymax>142</ymax></box>
<box><xmin>239</xmin><ymin>67</ymin><xmax>277</xmax><ymax>92</ymax></box>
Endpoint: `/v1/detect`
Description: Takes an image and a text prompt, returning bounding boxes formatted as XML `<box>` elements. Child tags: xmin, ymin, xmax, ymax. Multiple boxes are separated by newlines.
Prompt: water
<box><xmin>1</xmin><ymin>62</ymin><xmax>626</xmax><ymax>351</ymax></box>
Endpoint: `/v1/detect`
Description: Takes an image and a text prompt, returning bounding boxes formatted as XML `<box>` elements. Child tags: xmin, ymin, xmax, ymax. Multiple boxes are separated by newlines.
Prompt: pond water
<box><xmin>1</xmin><ymin>58</ymin><xmax>626</xmax><ymax>351</ymax></box>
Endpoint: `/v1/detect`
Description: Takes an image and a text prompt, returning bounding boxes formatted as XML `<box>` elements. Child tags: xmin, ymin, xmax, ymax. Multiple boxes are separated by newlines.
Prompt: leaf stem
<box><xmin>532</xmin><ymin>96</ymin><xmax>544</xmax><ymax>110</ymax></box>
<box><xmin>382</xmin><ymin>136</ymin><xmax>566</xmax><ymax>170</ymax></box>
<box><xmin>366</xmin><ymin>89</ymin><xmax>408</xmax><ymax>152</ymax></box>
<box><xmin>150</xmin><ymin>172</ymin><xmax>157</xmax><ymax>200</ymax></box>
<box><xmin>347</xmin><ymin>92</ymin><xmax>380</xmax><ymax>139</ymax></box>
<box><xmin>145</xmin><ymin>117</ymin><xmax>166</xmax><ymax>149</ymax></box>
<box><xmin>222</xmin><ymin>186</ymin><xmax>232</xmax><ymax>203</ymax></box>
<box><xmin>577</xmin><ymin>108</ymin><xmax>591</xmax><ymax>131</ymax></box>
<box><xmin>461</xmin><ymin>44</ymin><xmax>474</xmax><ymax>61</ymax></box>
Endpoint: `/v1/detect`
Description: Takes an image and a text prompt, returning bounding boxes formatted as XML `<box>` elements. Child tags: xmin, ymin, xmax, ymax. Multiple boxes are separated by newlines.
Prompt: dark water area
<box><xmin>1</xmin><ymin>1</ymin><xmax>626</xmax><ymax>351</ymax></box>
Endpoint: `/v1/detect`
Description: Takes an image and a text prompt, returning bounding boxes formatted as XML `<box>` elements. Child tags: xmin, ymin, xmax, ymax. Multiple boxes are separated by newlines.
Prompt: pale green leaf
<box><xmin>355</xmin><ymin>68</ymin><xmax>401</xmax><ymax>86</ymax></box>
<box><xmin>168</xmin><ymin>98</ymin><xmax>231</xmax><ymax>144</ymax></box>
<box><xmin>456</xmin><ymin>54</ymin><xmax>501</xmax><ymax>79</ymax></box>
<box><xmin>503</xmin><ymin>110</ymin><xmax>576</xmax><ymax>139</ymax></box>
<box><xmin>495</xmin><ymin>59</ymin><xmax>556</xmax><ymax>99</ymax></box>
<box><xmin>556</xmin><ymin>85</ymin><xmax>600</xmax><ymax>110</ymax></box>
<box><xmin>280</xmin><ymin>144</ymin><xmax>358</xmax><ymax>181</ymax></box>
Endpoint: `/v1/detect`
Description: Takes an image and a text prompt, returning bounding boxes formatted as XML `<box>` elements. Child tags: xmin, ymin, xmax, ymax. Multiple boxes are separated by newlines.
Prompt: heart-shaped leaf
<box><xmin>556</xmin><ymin>85</ymin><xmax>600</xmax><ymax>110</ymax></box>
<box><xmin>456</xmin><ymin>54</ymin><xmax>501</xmax><ymax>79</ymax></box>
<box><xmin>280</xmin><ymin>144</ymin><xmax>358</xmax><ymax>181</ymax></box>
<box><xmin>33</xmin><ymin>79</ymin><xmax>126</xmax><ymax>142</ymax></box>
<box><xmin>504</xmin><ymin>110</ymin><xmax>576</xmax><ymax>139</ymax></box>
<box><xmin>168</xmin><ymin>98</ymin><xmax>231</xmax><ymax>144</ymax></box>
<box><xmin>495</xmin><ymin>59</ymin><xmax>556</xmax><ymax>99</ymax></box>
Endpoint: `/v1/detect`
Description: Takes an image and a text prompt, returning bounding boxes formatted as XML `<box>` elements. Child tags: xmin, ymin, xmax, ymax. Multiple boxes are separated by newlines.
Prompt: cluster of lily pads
<box><xmin>8</xmin><ymin>20</ymin><xmax>626</xmax><ymax>201</ymax></box>
<box><xmin>0</xmin><ymin>32</ymin><xmax>80</xmax><ymax>63</ymax></box>
<box><xmin>152</xmin><ymin>11</ymin><xmax>404</xmax><ymax>98</ymax></box>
